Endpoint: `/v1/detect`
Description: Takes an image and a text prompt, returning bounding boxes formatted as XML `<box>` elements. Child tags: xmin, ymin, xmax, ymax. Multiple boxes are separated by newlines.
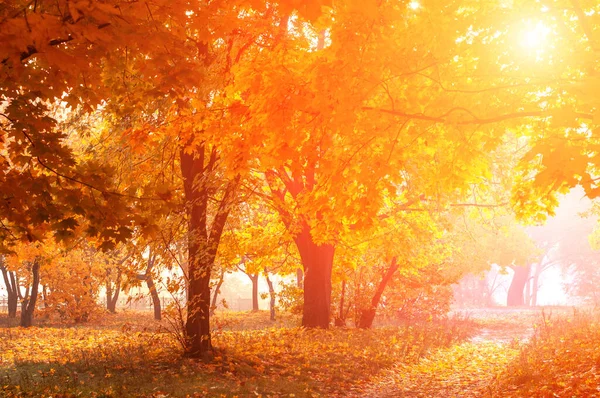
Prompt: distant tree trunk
<box><xmin>20</xmin><ymin>260</ymin><xmax>40</xmax><ymax>328</ymax></box>
<box><xmin>250</xmin><ymin>273</ymin><xmax>259</xmax><ymax>312</ymax></box>
<box><xmin>42</xmin><ymin>285</ymin><xmax>49</xmax><ymax>308</ymax></box>
<box><xmin>264</xmin><ymin>270</ymin><xmax>276</xmax><ymax>321</ymax></box>
<box><xmin>180</xmin><ymin>143</ymin><xmax>239</xmax><ymax>360</ymax></box>
<box><xmin>486</xmin><ymin>271</ymin><xmax>501</xmax><ymax>307</ymax></box>
<box><xmin>137</xmin><ymin>253</ymin><xmax>161</xmax><ymax>321</ymax></box>
<box><xmin>296</xmin><ymin>268</ymin><xmax>304</xmax><ymax>288</ymax></box>
<box><xmin>478</xmin><ymin>277</ymin><xmax>489</xmax><ymax>307</ymax></box>
<box><xmin>106</xmin><ymin>268</ymin><xmax>122</xmax><ymax>314</ymax></box>
<box><xmin>1</xmin><ymin>262</ymin><xmax>18</xmax><ymax>318</ymax></box>
<box><xmin>106</xmin><ymin>281</ymin><xmax>116</xmax><ymax>313</ymax></box>
<box><xmin>176</xmin><ymin>246</ymin><xmax>190</xmax><ymax>300</ymax></box>
<box><xmin>524</xmin><ymin>272</ymin><xmax>532</xmax><ymax>306</ymax></box>
<box><xmin>531</xmin><ymin>272</ymin><xmax>540</xmax><ymax>307</ymax></box>
<box><xmin>358</xmin><ymin>257</ymin><xmax>399</xmax><ymax>329</ymax></box>
<box><xmin>210</xmin><ymin>268</ymin><xmax>225</xmax><ymax>315</ymax></box>
<box><xmin>146</xmin><ymin>276</ymin><xmax>161</xmax><ymax>321</ymax></box>
<box><xmin>531</xmin><ymin>259</ymin><xmax>549</xmax><ymax>307</ymax></box>
<box><xmin>335</xmin><ymin>280</ymin><xmax>347</xmax><ymax>327</ymax></box>
<box><xmin>507</xmin><ymin>265</ymin><xmax>530</xmax><ymax>306</ymax></box>
<box><xmin>294</xmin><ymin>223</ymin><xmax>335</xmax><ymax>328</ymax></box>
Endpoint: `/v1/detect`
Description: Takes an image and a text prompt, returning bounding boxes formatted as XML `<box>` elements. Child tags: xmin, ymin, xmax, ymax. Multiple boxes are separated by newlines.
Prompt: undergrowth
<box><xmin>491</xmin><ymin>309</ymin><xmax>600</xmax><ymax>397</ymax></box>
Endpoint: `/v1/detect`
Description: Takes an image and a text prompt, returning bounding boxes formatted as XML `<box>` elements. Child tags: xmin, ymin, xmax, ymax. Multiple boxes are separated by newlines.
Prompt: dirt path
<box><xmin>350</xmin><ymin>309</ymin><xmax>541</xmax><ymax>397</ymax></box>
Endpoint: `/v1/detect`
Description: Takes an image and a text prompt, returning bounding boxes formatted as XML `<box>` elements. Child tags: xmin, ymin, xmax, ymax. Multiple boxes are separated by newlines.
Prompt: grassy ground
<box><xmin>3</xmin><ymin>307</ymin><xmax>597</xmax><ymax>397</ymax></box>
<box><xmin>354</xmin><ymin>306</ymin><xmax>596</xmax><ymax>397</ymax></box>
<box><xmin>491</xmin><ymin>308</ymin><xmax>600</xmax><ymax>397</ymax></box>
<box><xmin>0</xmin><ymin>310</ymin><xmax>476</xmax><ymax>397</ymax></box>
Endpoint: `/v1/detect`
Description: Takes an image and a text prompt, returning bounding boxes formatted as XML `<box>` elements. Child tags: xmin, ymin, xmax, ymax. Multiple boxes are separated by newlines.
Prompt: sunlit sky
<box><xmin>521</xmin><ymin>21</ymin><xmax>551</xmax><ymax>49</ymax></box>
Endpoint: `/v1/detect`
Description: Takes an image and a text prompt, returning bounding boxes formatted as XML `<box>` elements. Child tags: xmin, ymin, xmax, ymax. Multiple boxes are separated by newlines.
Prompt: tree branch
<box><xmin>362</xmin><ymin>107</ymin><xmax>593</xmax><ymax>125</ymax></box>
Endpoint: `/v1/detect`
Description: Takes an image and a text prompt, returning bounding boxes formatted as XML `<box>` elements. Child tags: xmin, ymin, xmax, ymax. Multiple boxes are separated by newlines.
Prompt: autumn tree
<box><xmin>6</xmin><ymin>0</ymin><xmax>600</xmax><ymax>361</ymax></box>
<box><xmin>3</xmin><ymin>241</ymin><xmax>46</xmax><ymax>327</ymax></box>
<box><xmin>93</xmin><ymin>1</ymin><xmax>328</xmax><ymax>359</ymax></box>
<box><xmin>507</xmin><ymin>2</ymin><xmax>600</xmax><ymax>219</ymax></box>
<box><xmin>103</xmin><ymin>246</ymin><xmax>132</xmax><ymax>313</ymax></box>
<box><xmin>219</xmin><ymin>0</ymin><xmax>573</xmax><ymax>328</ymax></box>
<box><xmin>42</xmin><ymin>245</ymin><xmax>106</xmax><ymax>323</ymax></box>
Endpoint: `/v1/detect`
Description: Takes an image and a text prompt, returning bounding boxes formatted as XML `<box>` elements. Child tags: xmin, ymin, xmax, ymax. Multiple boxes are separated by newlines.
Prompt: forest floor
<box><xmin>350</xmin><ymin>308</ymin><xmax>545</xmax><ymax>397</ymax></box>
<box><xmin>0</xmin><ymin>307</ymin><xmax>596</xmax><ymax>397</ymax></box>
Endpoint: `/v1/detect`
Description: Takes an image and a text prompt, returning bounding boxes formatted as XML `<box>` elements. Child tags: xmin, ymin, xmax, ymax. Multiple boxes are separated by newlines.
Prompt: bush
<box><xmin>393</xmin><ymin>283</ymin><xmax>455</xmax><ymax>322</ymax></box>
<box><xmin>277</xmin><ymin>281</ymin><xmax>303</xmax><ymax>315</ymax></box>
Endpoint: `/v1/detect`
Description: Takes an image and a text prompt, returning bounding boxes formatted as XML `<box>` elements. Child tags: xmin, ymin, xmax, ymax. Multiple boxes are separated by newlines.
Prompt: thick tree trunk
<box><xmin>358</xmin><ymin>257</ymin><xmax>399</xmax><ymax>329</ymax></box>
<box><xmin>185</xmin><ymin>255</ymin><xmax>212</xmax><ymax>359</ymax></box>
<box><xmin>20</xmin><ymin>260</ymin><xmax>40</xmax><ymax>328</ymax></box>
<box><xmin>250</xmin><ymin>273</ymin><xmax>259</xmax><ymax>312</ymax></box>
<box><xmin>265</xmin><ymin>271</ymin><xmax>276</xmax><ymax>321</ymax></box>
<box><xmin>335</xmin><ymin>279</ymin><xmax>346</xmax><ymax>327</ymax></box>
<box><xmin>180</xmin><ymin>144</ymin><xmax>238</xmax><ymax>360</ymax></box>
<box><xmin>294</xmin><ymin>223</ymin><xmax>335</xmax><ymax>328</ymax></box>
<box><xmin>181</xmin><ymin>145</ymin><xmax>213</xmax><ymax>360</ymax></box>
<box><xmin>507</xmin><ymin>265</ymin><xmax>530</xmax><ymax>306</ymax></box>
<box><xmin>146</xmin><ymin>276</ymin><xmax>162</xmax><ymax>321</ymax></box>
<box><xmin>210</xmin><ymin>269</ymin><xmax>225</xmax><ymax>316</ymax></box>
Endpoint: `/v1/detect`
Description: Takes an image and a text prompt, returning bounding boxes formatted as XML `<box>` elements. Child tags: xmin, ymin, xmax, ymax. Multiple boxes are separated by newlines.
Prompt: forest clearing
<box><xmin>3</xmin><ymin>0</ymin><xmax>600</xmax><ymax>396</ymax></box>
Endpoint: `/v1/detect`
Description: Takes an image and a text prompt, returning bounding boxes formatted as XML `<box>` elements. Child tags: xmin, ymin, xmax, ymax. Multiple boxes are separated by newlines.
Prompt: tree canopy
<box><xmin>3</xmin><ymin>0</ymin><xmax>600</xmax><ymax>358</ymax></box>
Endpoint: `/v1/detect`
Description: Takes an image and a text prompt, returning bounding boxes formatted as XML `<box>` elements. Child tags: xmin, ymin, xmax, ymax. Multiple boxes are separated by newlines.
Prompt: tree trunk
<box><xmin>296</xmin><ymin>268</ymin><xmax>304</xmax><ymax>288</ymax></box>
<box><xmin>335</xmin><ymin>279</ymin><xmax>346</xmax><ymax>327</ymax></box>
<box><xmin>106</xmin><ymin>268</ymin><xmax>122</xmax><ymax>313</ymax></box>
<box><xmin>250</xmin><ymin>273</ymin><xmax>259</xmax><ymax>312</ymax></box>
<box><xmin>107</xmin><ymin>289</ymin><xmax>117</xmax><ymax>313</ymax></box>
<box><xmin>184</xmin><ymin>254</ymin><xmax>212</xmax><ymax>359</ymax></box>
<box><xmin>146</xmin><ymin>276</ymin><xmax>162</xmax><ymax>321</ymax></box>
<box><xmin>42</xmin><ymin>285</ymin><xmax>49</xmax><ymax>308</ymax></box>
<box><xmin>176</xmin><ymin>245</ymin><xmax>190</xmax><ymax>300</ymax></box>
<box><xmin>265</xmin><ymin>271</ymin><xmax>276</xmax><ymax>321</ymax></box>
<box><xmin>1</xmin><ymin>264</ymin><xmax>18</xmax><ymax>318</ymax></box>
<box><xmin>20</xmin><ymin>260</ymin><xmax>40</xmax><ymax>328</ymax></box>
<box><xmin>181</xmin><ymin>145</ymin><xmax>213</xmax><ymax>360</ymax></box>
<box><xmin>294</xmin><ymin>223</ymin><xmax>335</xmax><ymax>328</ymax></box>
<box><xmin>486</xmin><ymin>271</ymin><xmax>500</xmax><ymax>307</ymax></box>
<box><xmin>507</xmin><ymin>265</ymin><xmax>530</xmax><ymax>306</ymax></box>
<box><xmin>7</xmin><ymin>294</ymin><xmax>17</xmax><ymax>318</ymax></box>
<box><xmin>134</xmin><ymin>253</ymin><xmax>162</xmax><ymax>320</ymax></box>
<box><xmin>531</xmin><ymin>261</ymin><xmax>544</xmax><ymax>307</ymax></box>
<box><xmin>210</xmin><ymin>269</ymin><xmax>225</xmax><ymax>315</ymax></box>
<box><xmin>524</xmin><ymin>268</ymin><xmax>532</xmax><ymax>306</ymax></box>
<box><xmin>358</xmin><ymin>257</ymin><xmax>399</xmax><ymax>329</ymax></box>
<box><xmin>180</xmin><ymin>143</ymin><xmax>239</xmax><ymax>360</ymax></box>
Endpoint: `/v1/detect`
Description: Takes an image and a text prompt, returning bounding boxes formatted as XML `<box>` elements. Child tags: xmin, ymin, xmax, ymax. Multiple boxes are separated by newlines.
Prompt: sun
<box><xmin>521</xmin><ymin>21</ymin><xmax>551</xmax><ymax>49</ymax></box>
<box><xmin>408</xmin><ymin>1</ymin><xmax>420</xmax><ymax>10</ymax></box>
